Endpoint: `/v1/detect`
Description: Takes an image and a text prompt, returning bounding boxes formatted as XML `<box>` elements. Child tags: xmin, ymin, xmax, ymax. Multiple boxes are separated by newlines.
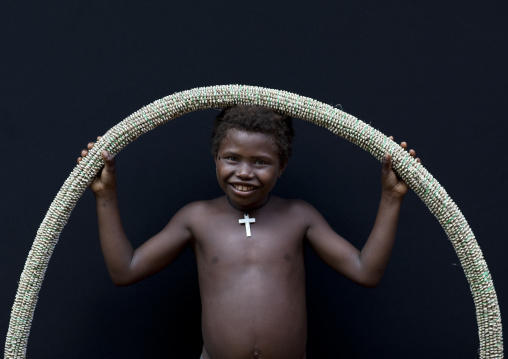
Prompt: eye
<box><xmin>225</xmin><ymin>156</ymin><xmax>239</xmax><ymax>162</ymax></box>
<box><xmin>254</xmin><ymin>159</ymin><xmax>267</xmax><ymax>165</ymax></box>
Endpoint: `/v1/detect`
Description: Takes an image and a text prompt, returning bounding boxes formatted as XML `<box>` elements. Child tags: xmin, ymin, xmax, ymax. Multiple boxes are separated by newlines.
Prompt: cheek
<box><xmin>216</xmin><ymin>164</ymin><xmax>232</xmax><ymax>181</ymax></box>
<box><xmin>215</xmin><ymin>167</ymin><xmax>224</xmax><ymax>181</ymax></box>
<box><xmin>260</xmin><ymin>170</ymin><xmax>280</xmax><ymax>186</ymax></box>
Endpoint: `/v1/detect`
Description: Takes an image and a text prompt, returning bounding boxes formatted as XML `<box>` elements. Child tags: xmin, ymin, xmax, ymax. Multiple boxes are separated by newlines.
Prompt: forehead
<box><xmin>219</xmin><ymin>129</ymin><xmax>278</xmax><ymax>156</ymax></box>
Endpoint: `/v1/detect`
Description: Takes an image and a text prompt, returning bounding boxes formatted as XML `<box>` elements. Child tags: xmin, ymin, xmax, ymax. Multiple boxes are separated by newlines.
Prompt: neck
<box><xmin>227</xmin><ymin>193</ymin><xmax>271</xmax><ymax>214</ymax></box>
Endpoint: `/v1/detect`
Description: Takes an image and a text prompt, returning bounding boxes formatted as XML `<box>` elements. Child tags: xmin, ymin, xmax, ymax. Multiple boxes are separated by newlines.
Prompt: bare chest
<box><xmin>192</xmin><ymin>208</ymin><xmax>307</xmax><ymax>270</ymax></box>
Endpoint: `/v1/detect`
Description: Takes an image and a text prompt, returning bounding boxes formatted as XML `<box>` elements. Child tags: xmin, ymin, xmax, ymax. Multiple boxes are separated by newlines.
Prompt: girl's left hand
<box><xmin>381</xmin><ymin>137</ymin><xmax>421</xmax><ymax>199</ymax></box>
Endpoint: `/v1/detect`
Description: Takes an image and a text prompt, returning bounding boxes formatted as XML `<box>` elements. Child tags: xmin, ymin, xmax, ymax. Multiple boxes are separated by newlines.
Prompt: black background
<box><xmin>1</xmin><ymin>1</ymin><xmax>507</xmax><ymax>358</ymax></box>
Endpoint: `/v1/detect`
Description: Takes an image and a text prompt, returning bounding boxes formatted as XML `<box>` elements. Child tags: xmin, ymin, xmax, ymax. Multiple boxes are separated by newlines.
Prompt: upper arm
<box><xmin>302</xmin><ymin>202</ymin><xmax>364</xmax><ymax>284</ymax></box>
<box><xmin>125</xmin><ymin>202</ymin><xmax>198</xmax><ymax>284</ymax></box>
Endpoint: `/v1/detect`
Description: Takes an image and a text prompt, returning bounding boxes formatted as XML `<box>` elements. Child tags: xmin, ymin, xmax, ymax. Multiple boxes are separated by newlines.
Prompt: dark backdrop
<box><xmin>1</xmin><ymin>1</ymin><xmax>507</xmax><ymax>358</ymax></box>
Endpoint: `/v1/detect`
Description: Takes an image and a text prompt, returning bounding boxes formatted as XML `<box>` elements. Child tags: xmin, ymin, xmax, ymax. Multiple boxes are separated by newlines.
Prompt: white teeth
<box><xmin>233</xmin><ymin>184</ymin><xmax>254</xmax><ymax>191</ymax></box>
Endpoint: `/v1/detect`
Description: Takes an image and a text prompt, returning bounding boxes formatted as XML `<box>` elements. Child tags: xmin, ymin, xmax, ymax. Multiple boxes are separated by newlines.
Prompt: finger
<box><xmin>400</xmin><ymin>141</ymin><xmax>407</xmax><ymax>149</ymax></box>
<box><xmin>409</xmin><ymin>149</ymin><xmax>416</xmax><ymax>157</ymax></box>
<box><xmin>81</xmin><ymin>149</ymin><xmax>88</xmax><ymax>157</ymax></box>
<box><xmin>97</xmin><ymin>136</ymin><xmax>102</xmax><ymax>141</ymax></box>
<box><xmin>416</xmin><ymin>157</ymin><xmax>421</xmax><ymax>163</ymax></box>
<box><xmin>388</xmin><ymin>135</ymin><xmax>394</xmax><ymax>140</ymax></box>
<box><xmin>77</xmin><ymin>157</ymin><xmax>82</xmax><ymax>164</ymax></box>
<box><xmin>382</xmin><ymin>153</ymin><xmax>392</xmax><ymax>168</ymax></box>
<box><xmin>87</xmin><ymin>142</ymin><xmax>95</xmax><ymax>150</ymax></box>
<box><xmin>101</xmin><ymin>149</ymin><xmax>111</xmax><ymax>161</ymax></box>
<box><xmin>101</xmin><ymin>150</ymin><xmax>116</xmax><ymax>170</ymax></box>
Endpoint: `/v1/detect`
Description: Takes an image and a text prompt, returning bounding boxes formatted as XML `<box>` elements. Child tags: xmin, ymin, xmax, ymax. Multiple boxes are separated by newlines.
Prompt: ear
<box><xmin>278</xmin><ymin>160</ymin><xmax>288</xmax><ymax>178</ymax></box>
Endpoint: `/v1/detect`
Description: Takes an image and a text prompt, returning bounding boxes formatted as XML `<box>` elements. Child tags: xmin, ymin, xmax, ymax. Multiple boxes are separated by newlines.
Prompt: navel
<box><xmin>251</xmin><ymin>348</ymin><xmax>262</xmax><ymax>358</ymax></box>
<box><xmin>211</xmin><ymin>256</ymin><xmax>219</xmax><ymax>264</ymax></box>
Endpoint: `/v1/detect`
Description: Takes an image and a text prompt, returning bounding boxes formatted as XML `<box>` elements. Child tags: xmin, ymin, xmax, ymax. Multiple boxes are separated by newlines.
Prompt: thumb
<box><xmin>382</xmin><ymin>153</ymin><xmax>392</xmax><ymax>172</ymax></box>
<box><xmin>101</xmin><ymin>150</ymin><xmax>116</xmax><ymax>172</ymax></box>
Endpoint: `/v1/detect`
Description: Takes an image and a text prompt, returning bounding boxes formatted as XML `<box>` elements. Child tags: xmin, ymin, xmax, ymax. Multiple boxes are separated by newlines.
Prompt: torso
<box><xmin>188</xmin><ymin>195</ymin><xmax>309</xmax><ymax>359</ymax></box>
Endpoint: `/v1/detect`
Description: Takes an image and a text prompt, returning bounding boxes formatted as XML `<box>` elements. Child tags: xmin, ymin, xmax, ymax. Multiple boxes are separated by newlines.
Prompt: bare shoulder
<box><xmin>273</xmin><ymin>196</ymin><xmax>317</xmax><ymax>212</ymax></box>
<box><xmin>271</xmin><ymin>196</ymin><xmax>323</xmax><ymax>223</ymax></box>
<box><xmin>172</xmin><ymin>197</ymin><xmax>223</xmax><ymax>223</ymax></box>
<box><xmin>177</xmin><ymin>198</ymin><xmax>219</xmax><ymax>216</ymax></box>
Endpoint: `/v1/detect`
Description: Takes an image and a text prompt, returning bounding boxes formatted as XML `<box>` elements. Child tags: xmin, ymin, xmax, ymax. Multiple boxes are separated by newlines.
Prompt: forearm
<box><xmin>358</xmin><ymin>192</ymin><xmax>403</xmax><ymax>287</ymax></box>
<box><xmin>95</xmin><ymin>190</ymin><xmax>135</xmax><ymax>285</ymax></box>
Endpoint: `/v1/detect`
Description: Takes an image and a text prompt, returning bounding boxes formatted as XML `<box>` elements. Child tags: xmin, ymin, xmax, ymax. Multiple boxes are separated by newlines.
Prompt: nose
<box><xmin>235</xmin><ymin>162</ymin><xmax>254</xmax><ymax>179</ymax></box>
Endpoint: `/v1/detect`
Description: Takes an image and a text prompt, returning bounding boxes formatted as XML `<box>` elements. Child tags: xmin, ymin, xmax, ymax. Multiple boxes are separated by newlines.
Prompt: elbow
<box><xmin>107</xmin><ymin>261</ymin><xmax>139</xmax><ymax>286</ymax></box>
<box><xmin>359</xmin><ymin>279</ymin><xmax>381</xmax><ymax>289</ymax></box>
<box><xmin>355</xmin><ymin>273</ymin><xmax>383</xmax><ymax>288</ymax></box>
<box><xmin>109</xmin><ymin>272</ymin><xmax>136</xmax><ymax>287</ymax></box>
<box><xmin>112</xmin><ymin>278</ymin><xmax>131</xmax><ymax>287</ymax></box>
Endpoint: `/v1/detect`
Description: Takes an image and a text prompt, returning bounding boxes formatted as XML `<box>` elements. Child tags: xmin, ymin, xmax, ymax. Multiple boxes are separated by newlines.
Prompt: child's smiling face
<box><xmin>215</xmin><ymin>129</ymin><xmax>286</xmax><ymax>210</ymax></box>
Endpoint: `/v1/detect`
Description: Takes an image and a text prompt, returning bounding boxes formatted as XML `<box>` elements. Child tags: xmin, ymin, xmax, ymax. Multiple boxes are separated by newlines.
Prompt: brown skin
<box><xmin>79</xmin><ymin>132</ymin><xmax>419</xmax><ymax>359</ymax></box>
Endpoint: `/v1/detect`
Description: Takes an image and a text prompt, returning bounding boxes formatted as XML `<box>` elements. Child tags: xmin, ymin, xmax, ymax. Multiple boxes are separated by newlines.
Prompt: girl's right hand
<box><xmin>77</xmin><ymin>137</ymin><xmax>117</xmax><ymax>195</ymax></box>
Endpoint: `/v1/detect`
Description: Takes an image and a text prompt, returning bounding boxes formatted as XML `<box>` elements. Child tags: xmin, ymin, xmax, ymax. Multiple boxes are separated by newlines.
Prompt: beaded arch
<box><xmin>5</xmin><ymin>85</ymin><xmax>503</xmax><ymax>358</ymax></box>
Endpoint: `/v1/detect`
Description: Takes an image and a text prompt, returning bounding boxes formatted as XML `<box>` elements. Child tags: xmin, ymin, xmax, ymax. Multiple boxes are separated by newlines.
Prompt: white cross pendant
<box><xmin>239</xmin><ymin>213</ymin><xmax>256</xmax><ymax>237</ymax></box>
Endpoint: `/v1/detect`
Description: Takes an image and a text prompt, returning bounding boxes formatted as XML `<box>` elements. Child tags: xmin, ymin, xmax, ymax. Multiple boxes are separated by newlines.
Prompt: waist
<box><xmin>201</xmin><ymin>303</ymin><xmax>307</xmax><ymax>359</ymax></box>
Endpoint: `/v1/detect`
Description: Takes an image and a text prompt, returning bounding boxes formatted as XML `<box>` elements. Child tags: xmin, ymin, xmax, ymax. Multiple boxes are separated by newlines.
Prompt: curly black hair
<box><xmin>211</xmin><ymin>105</ymin><xmax>295</xmax><ymax>165</ymax></box>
